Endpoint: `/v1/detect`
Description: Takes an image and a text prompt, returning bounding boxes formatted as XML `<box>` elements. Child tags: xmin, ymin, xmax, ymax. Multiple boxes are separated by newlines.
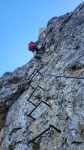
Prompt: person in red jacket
<box><xmin>28</xmin><ymin>41</ymin><xmax>38</xmax><ymax>52</ymax></box>
<box><xmin>28</xmin><ymin>41</ymin><xmax>45</xmax><ymax>60</ymax></box>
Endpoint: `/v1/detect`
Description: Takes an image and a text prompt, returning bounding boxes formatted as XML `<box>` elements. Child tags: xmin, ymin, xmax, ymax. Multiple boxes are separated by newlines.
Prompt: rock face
<box><xmin>0</xmin><ymin>2</ymin><xmax>84</xmax><ymax>150</ymax></box>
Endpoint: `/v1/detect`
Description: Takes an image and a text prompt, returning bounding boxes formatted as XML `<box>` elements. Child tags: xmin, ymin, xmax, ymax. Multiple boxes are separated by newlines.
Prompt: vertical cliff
<box><xmin>0</xmin><ymin>2</ymin><xmax>84</xmax><ymax>150</ymax></box>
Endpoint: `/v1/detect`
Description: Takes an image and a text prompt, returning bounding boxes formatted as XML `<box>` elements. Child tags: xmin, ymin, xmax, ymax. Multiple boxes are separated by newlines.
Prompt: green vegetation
<box><xmin>32</xmin><ymin>138</ymin><xmax>41</xmax><ymax>150</ymax></box>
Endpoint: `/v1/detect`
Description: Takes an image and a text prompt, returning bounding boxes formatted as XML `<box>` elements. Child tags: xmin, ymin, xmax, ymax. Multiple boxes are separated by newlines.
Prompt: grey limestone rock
<box><xmin>0</xmin><ymin>2</ymin><xmax>84</xmax><ymax>150</ymax></box>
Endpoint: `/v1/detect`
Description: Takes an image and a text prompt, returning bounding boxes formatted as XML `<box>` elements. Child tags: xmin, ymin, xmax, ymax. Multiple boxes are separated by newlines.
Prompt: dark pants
<box><xmin>34</xmin><ymin>45</ymin><xmax>45</xmax><ymax>60</ymax></box>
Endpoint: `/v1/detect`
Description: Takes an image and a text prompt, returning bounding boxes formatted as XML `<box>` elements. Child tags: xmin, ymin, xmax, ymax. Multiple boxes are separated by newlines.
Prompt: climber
<box><xmin>28</xmin><ymin>41</ymin><xmax>45</xmax><ymax>60</ymax></box>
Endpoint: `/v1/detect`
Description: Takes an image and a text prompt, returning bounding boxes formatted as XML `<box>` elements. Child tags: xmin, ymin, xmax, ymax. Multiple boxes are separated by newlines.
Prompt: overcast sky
<box><xmin>0</xmin><ymin>0</ymin><xmax>83</xmax><ymax>76</ymax></box>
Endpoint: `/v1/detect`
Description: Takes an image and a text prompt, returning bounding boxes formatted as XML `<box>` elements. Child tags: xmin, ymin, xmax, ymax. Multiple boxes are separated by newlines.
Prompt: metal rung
<box><xmin>28</xmin><ymin>126</ymin><xmax>50</xmax><ymax>144</ymax></box>
<box><xmin>27</xmin><ymin>86</ymin><xmax>45</xmax><ymax>101</ymax></box>
<box><xmin>27</xmin><ymin>87</ymin><xmax>38</xmax><ymax>101</ymax></box>
<box><xmin>27</xmin><ymin>100</ymin><xmax>51</xmax><ymax>117</ymax></box>
<box><xmin>28</xmin><ymin>99</ymin><xmax>36</xmax><ymax>106</ymax></box>
<box><xmin>28</xmin><ymin>114</ymin><xmax>36</xmax><ymax>120</ymax></box>
<box><xmin>27</xmin><ymin>102</ymin><xmax>40</xmax><ymax>116</ymax></box>
<box><xmin>47</xmin><ymin>51</ymin><xmax>53</xmax><ymax>56</ymax></box>
<box><xmin>35</xmin><ymin>69</ymin><xmax>44</xmax><ymax>77</ymax></box>
<box><xmin>72</xmin><ymin>141</ymin><xmax>83</xmax><ymax>144</ymax></box>
<box><xmin>28</xmin><ymin>124</ymin><xmax>61</xmax><ymax>144</ymax></box>
<box><xmin>28</xmin><ymin>67</ymin><xmax>44</xmax><ymax>82</ymax></box>
<box><xmin>29</xmin><ymin>84</ymin><xmax>35</xmax><ymax>89</ymax></box>
<box><xmin>41</xmin><ymin>101</ymin><xmax>51</xmax><ymax>107</ymax></box>
<box><xmin>32</xmin><ymin>141</ymin><xmax>37</xmax><ymax>144</ymax></box>
<box><xmin>28</xmin><ymin>69</ymin><xmax>38</xmax><ymax>81</ymax></box>
<box><xmin>50</xmin><ymin>125</ymin><xmax>61</xmax><ymax>133</ymax></box>
<box><xmin>38</xmin><ymin>86</ymin><xmax>45</xmax><ymax>91</ymax></box>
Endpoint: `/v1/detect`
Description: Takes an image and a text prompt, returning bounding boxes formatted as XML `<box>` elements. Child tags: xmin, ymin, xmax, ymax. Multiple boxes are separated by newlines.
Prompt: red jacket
<box><xmin>28</xmin><ymin>41</ymin><xmax>35</xmax><ymax>51</ymax></box>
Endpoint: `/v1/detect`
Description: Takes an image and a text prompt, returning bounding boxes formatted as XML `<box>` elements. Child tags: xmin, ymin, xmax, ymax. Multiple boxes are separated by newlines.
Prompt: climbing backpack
<box><xmin>28</xmin><ymin>41</ymin><xmax>35</xmax><ymax>51</ymax></box>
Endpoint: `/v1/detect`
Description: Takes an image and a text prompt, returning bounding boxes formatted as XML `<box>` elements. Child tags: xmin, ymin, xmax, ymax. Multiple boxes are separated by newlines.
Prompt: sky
<box><xmin>0</xmin><ymin>0</ymin><xmax>83</xmax><ymax>76</ymax></box>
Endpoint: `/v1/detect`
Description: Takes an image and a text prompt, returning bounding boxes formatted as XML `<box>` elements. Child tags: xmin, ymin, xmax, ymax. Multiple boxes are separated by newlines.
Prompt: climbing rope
<box><xmin>41</xmin><ymin>72</ymin><xmax>84</xmax><ymax>80</ymax></box>
<box><xmin>34</xmin><ymin>49</ymin><xmax>84</xmax><ymax>80</ymax></box>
